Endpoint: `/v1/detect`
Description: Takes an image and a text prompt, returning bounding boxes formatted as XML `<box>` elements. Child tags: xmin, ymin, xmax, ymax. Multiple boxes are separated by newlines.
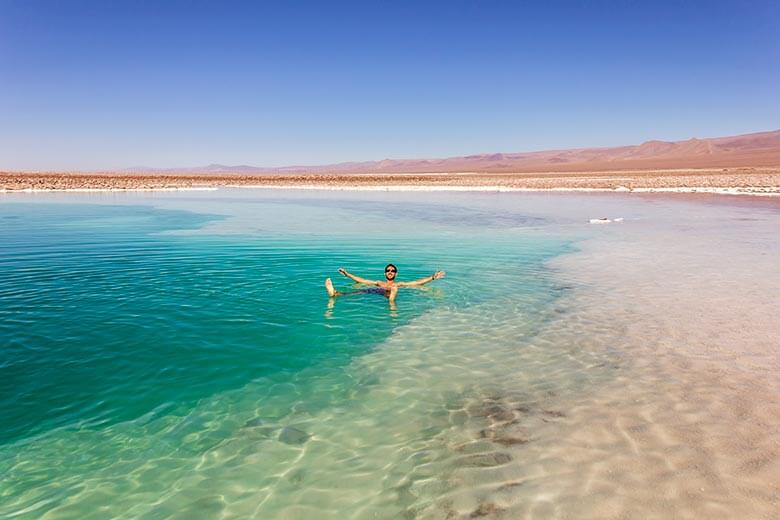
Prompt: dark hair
<box><xmin>385</xmin><ymin>263</ymin><xmax>397</xmax><ymax>272</ymax></box>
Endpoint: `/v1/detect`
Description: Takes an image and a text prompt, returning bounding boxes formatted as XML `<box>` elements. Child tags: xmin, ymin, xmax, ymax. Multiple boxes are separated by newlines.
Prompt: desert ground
<box><xmin>4</xmin><ymin>130</ymin><xmax>780</xmax><ymax>194</ymax></box>
<box><xmin>2</xmin><ymin>168</ymin><xmax>779</xmax><ymax>194</ymax></box>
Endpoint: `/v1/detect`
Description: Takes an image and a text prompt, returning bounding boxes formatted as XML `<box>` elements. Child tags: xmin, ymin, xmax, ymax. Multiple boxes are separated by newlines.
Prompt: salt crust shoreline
<box><xmin>227</xmin><ymin>185</ymin><xmax>780</xmax><ymax>196</ymax></box>
<box><xmin>3</xmin><ymin>185</ymin><xmax>778</xmax><ymax>196</ymax></box>
<box><xmin>0</xmin><ymin>187</ymin><xmax>219</xmax><ymax>194</ymax></box>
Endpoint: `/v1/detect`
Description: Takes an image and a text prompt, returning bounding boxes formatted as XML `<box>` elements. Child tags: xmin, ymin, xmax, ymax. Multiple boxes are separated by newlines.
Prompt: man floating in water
<box><xmin>325</xmin><ymin>264</ymin><xmax>445</xmax><ymax>303</ymax></box>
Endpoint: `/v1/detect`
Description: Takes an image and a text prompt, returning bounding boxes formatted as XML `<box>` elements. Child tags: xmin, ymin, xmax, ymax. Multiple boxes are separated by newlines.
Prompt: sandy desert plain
<box><xmin>3</xmin><ymin>130</ymin><xmax>780</xmax><ymax>195</ymax></box>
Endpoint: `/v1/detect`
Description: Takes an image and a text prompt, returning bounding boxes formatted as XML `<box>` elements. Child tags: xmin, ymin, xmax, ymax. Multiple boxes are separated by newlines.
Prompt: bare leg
<box><xmin>326</xmin><ymin>278</ymin><xmax>373</xmax><ymax>298</ymax></box>
<box><xmin>388</xmin><ymin>286</ymin><xmax>398</xmax><ymax>313</ymax></box>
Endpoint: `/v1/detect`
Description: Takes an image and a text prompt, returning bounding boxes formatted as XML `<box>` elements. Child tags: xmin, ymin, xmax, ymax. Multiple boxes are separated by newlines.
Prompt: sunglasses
<box><xmin>385</xmin><ymin>268</ymin><xmax>396</xmax><ymax>273</ymax></box>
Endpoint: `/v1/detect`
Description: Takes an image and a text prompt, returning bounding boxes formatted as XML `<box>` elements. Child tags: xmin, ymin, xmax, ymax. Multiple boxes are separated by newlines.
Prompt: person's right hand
<box><xmin>338</xmin><ymin>268</ymin><xmax>347</xmax><ymax>276</ymax></box>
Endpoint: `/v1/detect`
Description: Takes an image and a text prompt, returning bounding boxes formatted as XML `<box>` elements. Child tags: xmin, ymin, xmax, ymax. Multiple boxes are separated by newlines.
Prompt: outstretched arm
<box><xmin>397</xmin><ymin>271</ymin><xmax>445</xmax><ymax>287</ymax></box>
<box><xmin>338</xmin><ymin>268</ymin><xmax>381</xmax><ymax>286</ymax></box>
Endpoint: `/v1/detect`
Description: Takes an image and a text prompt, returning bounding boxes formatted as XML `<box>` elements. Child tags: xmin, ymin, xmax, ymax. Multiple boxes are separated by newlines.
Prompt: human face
<box><xmin>384</xmin><ymin>266</ymin><xmax>397</xmax><ymax>281</ymax></box>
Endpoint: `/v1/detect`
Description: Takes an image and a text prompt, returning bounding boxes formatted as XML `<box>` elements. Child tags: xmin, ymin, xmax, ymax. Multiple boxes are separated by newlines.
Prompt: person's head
<box><xmin>384</xmin><ymin>263</ymin><xmax>398</xmax><ymax>281</ymax></box>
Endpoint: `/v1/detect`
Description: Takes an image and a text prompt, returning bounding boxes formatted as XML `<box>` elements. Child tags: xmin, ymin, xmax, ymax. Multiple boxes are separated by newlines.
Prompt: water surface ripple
<box><xmin>1</xmin><ymin>190</ymin><xmax>778</xmax><ymax>519</ymax></box>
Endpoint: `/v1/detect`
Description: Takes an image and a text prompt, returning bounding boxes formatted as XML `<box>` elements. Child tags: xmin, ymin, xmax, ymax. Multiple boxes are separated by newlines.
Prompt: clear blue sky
<box><xmin>1</xmin><ymin>1</ymin><xmax>778</xmax><ymax>170</ymax></box>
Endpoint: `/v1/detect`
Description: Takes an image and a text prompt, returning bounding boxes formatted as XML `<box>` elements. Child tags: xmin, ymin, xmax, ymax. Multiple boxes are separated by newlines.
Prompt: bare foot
<box><xmin>325</xmin><ymin>278</ymin><xmax>337</xmax><ymax>297</ymax></box>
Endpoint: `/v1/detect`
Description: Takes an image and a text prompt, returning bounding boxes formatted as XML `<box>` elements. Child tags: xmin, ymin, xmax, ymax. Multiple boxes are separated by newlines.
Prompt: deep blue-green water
<box><xmin>4</xmin><ymin>190</ymin><xmax>779</xmax><ymax>518</ymax></box>
<box><xmin>1</xmin><ymin>190</ymin><xmax>586</xmax><ymax>518</ymax></box>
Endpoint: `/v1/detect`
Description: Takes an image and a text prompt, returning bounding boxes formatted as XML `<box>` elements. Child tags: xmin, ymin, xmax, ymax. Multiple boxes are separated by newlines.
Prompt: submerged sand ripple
<box><xmin>1</xmin><ymin>193</ymin><xmax>777</xmax><ymax>519</ymax></box>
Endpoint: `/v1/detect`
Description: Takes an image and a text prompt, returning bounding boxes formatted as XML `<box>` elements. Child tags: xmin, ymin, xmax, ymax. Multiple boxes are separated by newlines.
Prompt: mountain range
<box><xmin>125</xmin><ymin>129</ymin><xmax>780</xmax><ymax>175</ymax></box>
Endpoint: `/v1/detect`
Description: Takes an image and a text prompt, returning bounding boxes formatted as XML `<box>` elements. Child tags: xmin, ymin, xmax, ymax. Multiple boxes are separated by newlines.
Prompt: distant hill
<box><xmin>124</xmin><ymin>129</ymin><xmax>780</xmax><ymax>175</ymax></box>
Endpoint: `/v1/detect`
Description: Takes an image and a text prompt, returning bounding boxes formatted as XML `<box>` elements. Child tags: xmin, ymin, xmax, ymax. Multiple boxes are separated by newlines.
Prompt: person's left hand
<box><xmin>433</xmin><ymin>271</ymin><xmax>445</xmax><ymax>280</ymax></box>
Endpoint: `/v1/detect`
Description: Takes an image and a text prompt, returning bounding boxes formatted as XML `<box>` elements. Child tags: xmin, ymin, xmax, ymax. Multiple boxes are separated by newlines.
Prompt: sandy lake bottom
<box><xmin>1</xmin><ymin>189</ymin><xmax>778</xmax><ymax>519</ymax></box>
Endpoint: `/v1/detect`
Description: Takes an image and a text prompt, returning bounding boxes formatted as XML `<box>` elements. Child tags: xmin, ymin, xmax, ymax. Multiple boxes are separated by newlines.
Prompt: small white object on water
<box><xmin>589</xmin><ymin>217</ymin><xmax>624</xmax><ymax>224</ymax></box>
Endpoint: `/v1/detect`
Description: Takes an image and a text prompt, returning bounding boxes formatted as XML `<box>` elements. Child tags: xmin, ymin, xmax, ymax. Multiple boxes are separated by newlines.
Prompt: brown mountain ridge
<box><xmin>127</xmin><ymin>129</ymin><xmax>780</xmax><ymax>175</ymax></box>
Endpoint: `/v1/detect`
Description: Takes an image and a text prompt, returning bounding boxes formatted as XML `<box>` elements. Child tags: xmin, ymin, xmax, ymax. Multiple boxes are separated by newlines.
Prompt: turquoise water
<box><xmin>2</xmin><ymin>203</ymin><xmax>437</xmax><ymax>444</ymax></box>
<box><xmin>1</xmin><ymin>192</ymin><xmax>581</xmax><ymax>518</ymax></box>
<box><xmin>5</xmin><ymin>191</ymin><xmax>777</xmax><ymax>518</ymax></box>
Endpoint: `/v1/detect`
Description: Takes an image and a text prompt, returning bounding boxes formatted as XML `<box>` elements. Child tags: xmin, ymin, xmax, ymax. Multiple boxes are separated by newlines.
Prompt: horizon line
<box><xmin>3</xmin><ymin>127</ymin><xmax>779</xmax><ymax>173</ymax></box>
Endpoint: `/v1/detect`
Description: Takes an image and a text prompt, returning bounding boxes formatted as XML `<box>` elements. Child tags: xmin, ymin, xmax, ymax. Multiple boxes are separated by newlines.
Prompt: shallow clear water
<box><xmin>0</xmin><ymin>191</ymin><xmax>574</xmax><ymax>518</ymax></box>
<box><xmin>1</xmin><ymin>190</ymin><xmax>778</xmax><ymax>519</ymax></box>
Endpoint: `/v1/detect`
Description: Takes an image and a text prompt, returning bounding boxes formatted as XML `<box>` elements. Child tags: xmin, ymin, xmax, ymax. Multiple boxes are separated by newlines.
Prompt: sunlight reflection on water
<box><xmin>0</xmin><ymin>189</ymin><xmax>778</xmax><ymax>519</ymax></box>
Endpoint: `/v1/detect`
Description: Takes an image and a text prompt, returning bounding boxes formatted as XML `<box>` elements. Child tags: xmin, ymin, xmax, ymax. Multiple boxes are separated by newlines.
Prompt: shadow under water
<box><xmin>0</xmin><ymin>190</ymin><xmax>778</xmax><ymax>519</ymax></box>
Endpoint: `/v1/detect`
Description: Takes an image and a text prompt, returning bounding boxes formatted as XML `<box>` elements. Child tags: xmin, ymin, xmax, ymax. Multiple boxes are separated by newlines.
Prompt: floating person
<box><xmin>325</xmin><ymin>264</ymin><xmax>445</xmax><ymax>304</ymax></box>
